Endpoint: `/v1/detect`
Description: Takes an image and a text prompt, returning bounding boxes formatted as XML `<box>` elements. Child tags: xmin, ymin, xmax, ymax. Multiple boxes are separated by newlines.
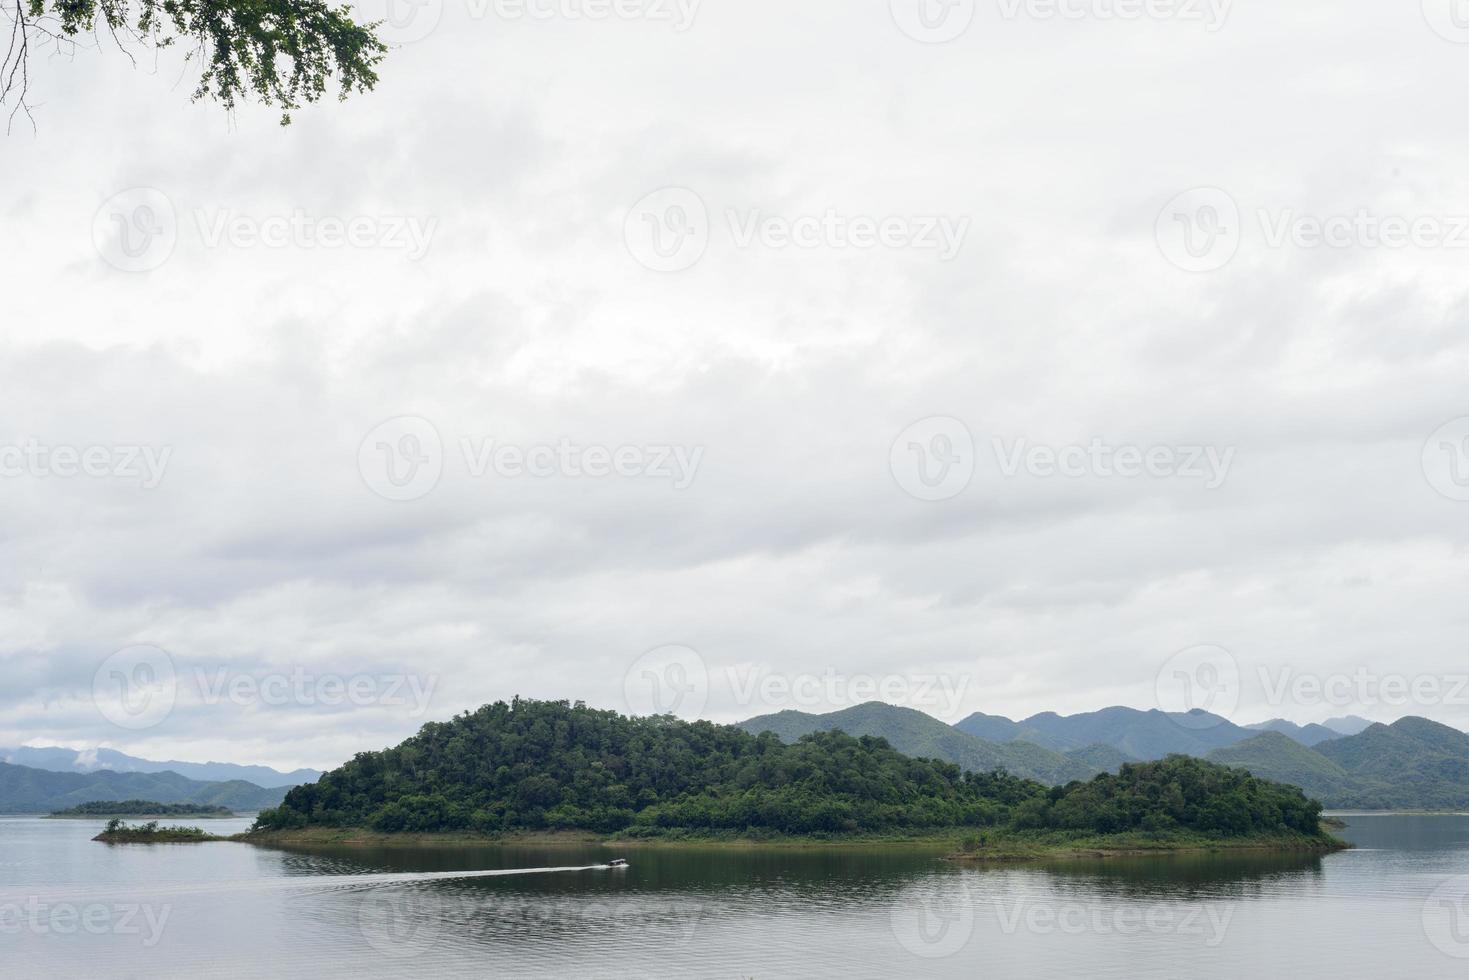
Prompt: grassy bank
<box><xmin>238</xmin><ymin>824</ymin><xmax>1349</xmax><ymax>859</ymax></box>
<box><xmin>93</xmin><ymin>820</ymin><xmax>230</xmax><ymax>844</ymax></box>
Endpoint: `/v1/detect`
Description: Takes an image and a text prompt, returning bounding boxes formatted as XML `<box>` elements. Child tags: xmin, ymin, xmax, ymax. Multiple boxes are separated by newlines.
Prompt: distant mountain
<box><xmin>0</xmin><ymin>761</ymin><xmax>288</xmax><ymax>813</ymax></box>
<box><xmin>1244</xmin><ymin>719</ymin><xmax>1340</xmax><ymax>747</ymax></box>
<box><xmin>0</xmin><ymin>746</ymin><xmax>320</xmax><ymax>788</ymax></box>
<box><xmin>737</xmin><ymin>703</ymin><xmax>1110</xmax><ymax>785</ymax></box>
<box><xmin>955</xmin><ymin>706</ymin><xmax>1256</xmax><ymax>760</ymax></box>
<box><xmin>1322</xmin><ymin>715</ymin><xmax>1375</xmax><ymax>736</ymax></box>
<box><xmin>1208</xmin><ymin>717</ymin><xmax>1469</xmax><ymax>810</ymax></box>
<box><xmin>1061</xmin><ymin>743</ymin><xmax>1136</xmax><ymax>771</ymax></box>
<box><xmin>1207</xmin><ymin>733</ymin><xmax>1353</xmax><ymax>800</ymax></box>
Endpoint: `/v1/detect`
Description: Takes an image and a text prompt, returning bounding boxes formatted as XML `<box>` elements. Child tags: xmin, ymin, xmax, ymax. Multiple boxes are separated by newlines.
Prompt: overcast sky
<box><xmin>2</xmin><ymin>0</ymin><xmax>1469</xmax><ymax>771</ymax></box>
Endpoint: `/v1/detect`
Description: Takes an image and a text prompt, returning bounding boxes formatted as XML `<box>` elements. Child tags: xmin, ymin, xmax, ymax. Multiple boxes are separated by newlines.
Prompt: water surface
<box><xmin>4</xmin><ymin>814</ymin><xmax>1469</xmax><ymax>977</ymax></box>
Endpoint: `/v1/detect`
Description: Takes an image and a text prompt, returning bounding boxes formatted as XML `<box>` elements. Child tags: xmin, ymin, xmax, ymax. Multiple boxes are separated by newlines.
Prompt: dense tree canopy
<box><xmin>2</xmin><ymin>0</ymin><xmax>384</xmax><ymax>126</ymax></box>
<box><xmin>255</xmin><ymin>698</ymin><xmax>1327</xmax><ymax>840</ymax></box>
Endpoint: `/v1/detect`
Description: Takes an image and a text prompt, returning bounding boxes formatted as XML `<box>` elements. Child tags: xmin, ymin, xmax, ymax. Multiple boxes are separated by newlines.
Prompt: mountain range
<box><xmin>0</xmin><ymin>745</ymin><xmax>321</xmax><ymax>788</ymax></box>
<box><xmin>0</xmin><ymin>760</ymin><xmax>291</xmax><ymax>812</ymax></box>
<box><xmin>1207</xmin><ymin>717</ymin><xmax>1469</xmax><ymax>809</ymax></box>
<box><xmin>739</xmin><ymin>702</ymin><xmax>1461</xmax><ymax>808</ymax></box>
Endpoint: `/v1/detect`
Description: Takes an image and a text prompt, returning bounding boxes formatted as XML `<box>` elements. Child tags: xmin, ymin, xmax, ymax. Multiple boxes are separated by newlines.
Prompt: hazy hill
<box><xmin>1323</xmin><ymin>715</ymin><xmax>1375</xmax><ymax>736</ymax></box>
<box><xmin>737</xmin><ymin>703</ymin><xmax>1108</xmax><ymax>784</ymax></box>
<box><xmin>0</xmin><ymin>761</ymin><xmax>288</xmax><ymax>812</ymax></box>
<box><xmin>0</xmin><ymin>746</ymin><xmax>320</xmax><ymax>788</ymax></box>
<box><xmin>1208</xmin><ymin>718</ymin><xmax>1469</xmax><ymax>810</ymax></box>
<box><xmin>1244</xmin><ymin>719</ymin><xmax>1340</xmax><ymax>747</ymax></box>
<box><xmin>1207</xmin><ymin>733</ymin><xmax>1353</xmax><ymax>800</ymax></box>
<box><xmin>955</xmin><ymin>706</ymin><xmax>1255</xmax><ymax>760</ymax></box>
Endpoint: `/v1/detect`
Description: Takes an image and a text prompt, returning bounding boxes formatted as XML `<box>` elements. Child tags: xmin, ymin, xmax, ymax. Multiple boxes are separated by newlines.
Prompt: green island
<box><xmin>51</xmin><ymin>800</ymin><xmax>235</xmax><ymax>819</ymax></box>
<box><xmin>242</xmin><ymin>698</ymin><xmax>1346</xmax><ymax>860</ymax></box>
<box><xmin>94</xmin><ymin>819</ymin><xmax>229</xmax><ymax>843</ymax></box>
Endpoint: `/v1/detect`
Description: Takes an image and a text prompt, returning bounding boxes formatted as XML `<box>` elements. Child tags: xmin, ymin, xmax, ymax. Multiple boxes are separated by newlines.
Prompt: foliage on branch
<box><xmin>2</xmin><ymin>0</ymin><xmax>385</xmax><ymax>127</ymax></box>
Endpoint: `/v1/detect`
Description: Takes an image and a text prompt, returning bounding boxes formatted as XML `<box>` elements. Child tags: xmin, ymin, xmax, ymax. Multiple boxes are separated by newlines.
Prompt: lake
<box><xmin>4</xmin><ymin>813</ymin><xmax>1469</xmax><ymax>977</ymax></box>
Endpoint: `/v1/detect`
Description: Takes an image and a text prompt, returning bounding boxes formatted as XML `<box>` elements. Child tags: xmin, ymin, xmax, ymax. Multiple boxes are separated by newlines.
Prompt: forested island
<box><xmin>249</xmin><ymin>698</ymin><xmax>1344</xmax><ymax>856</ymax></box>
<box><xmin>51</xmin><ymin>800</ymin><xmax>235</xmax><ymax>818</ymax></box>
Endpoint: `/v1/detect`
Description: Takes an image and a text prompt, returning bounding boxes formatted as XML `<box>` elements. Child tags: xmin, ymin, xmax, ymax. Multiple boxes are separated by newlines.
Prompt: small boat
<box><xmin>607</xmin><ymin>858</ymin><xmax>629</xmax><ymax>869</ymax></box>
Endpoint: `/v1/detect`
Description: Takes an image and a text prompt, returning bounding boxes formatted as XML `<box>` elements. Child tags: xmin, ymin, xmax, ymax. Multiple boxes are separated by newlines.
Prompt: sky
<box><xmin>2</xmin><ymin>0</ymin><xmax>1468</xmax><ymax>772</ymax></box>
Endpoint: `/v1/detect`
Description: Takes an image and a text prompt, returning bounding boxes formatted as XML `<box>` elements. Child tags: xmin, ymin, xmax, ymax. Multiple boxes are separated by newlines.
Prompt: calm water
<box><xmin>5</xmin><ymin>814</ymin><xmax>1469</xmax><ymax>978</ymax></box>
